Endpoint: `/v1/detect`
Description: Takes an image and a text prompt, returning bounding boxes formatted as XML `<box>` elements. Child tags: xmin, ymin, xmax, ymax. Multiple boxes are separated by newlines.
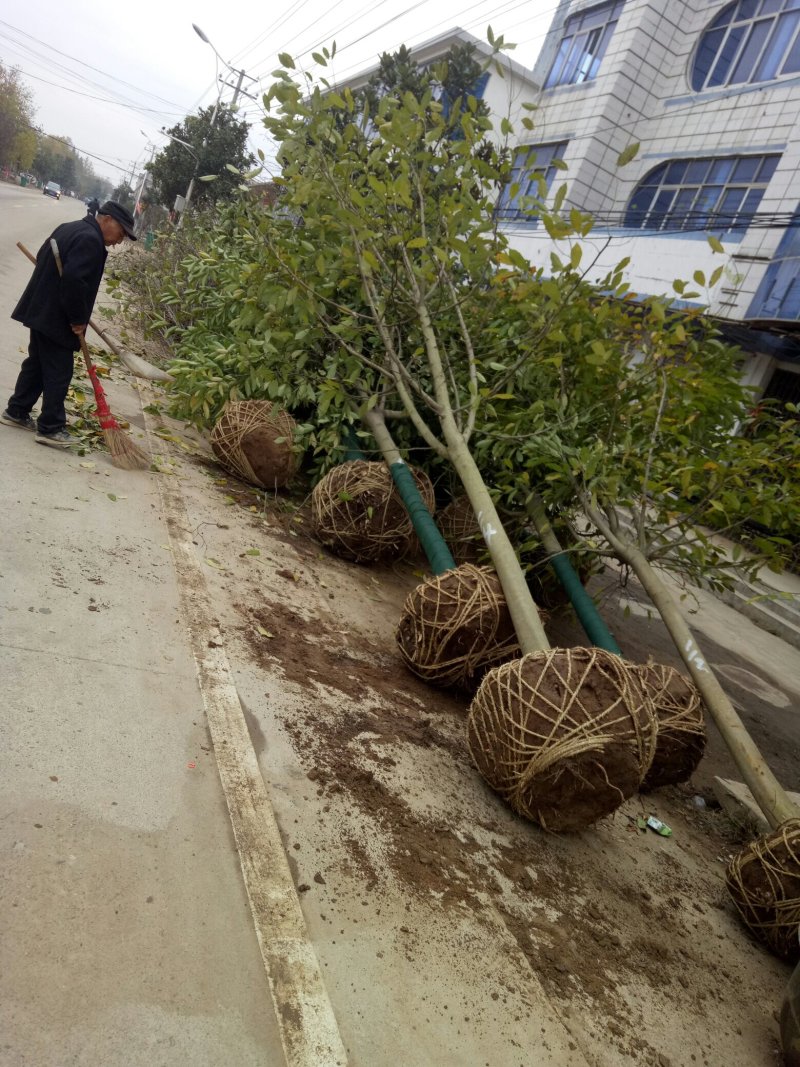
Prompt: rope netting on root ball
<box><xmin>438</xmin><ymin>496</ymin><xmax>483</xmax><ymax>564</ymax></box>
<box><xmin>726</xmin><ymin>820</ymin><xmax>800</xmax><ymax>963</ymax></box>
<box><xmin>396</xmin><ymin>564</ymin><xmax>523</xmax><ymax>691</ymax></box>
<box><xmin>210</xmin><ymin>400</ymin><xmax>300</xmax><ymax>490</ymax></box>
<box><xmin>636</xmin><ymin>662</ymin><xmax>707</xmax><ymax>791</ymax></box>
<box><xmin>467</xmin><ymin>648</ymin><xmax>658</xmax><ymax>832</ymax></box>
<box><xmin>311</xmin><ymin>460</ymin><xmax>435</xmax><ymax>563</ymax></box>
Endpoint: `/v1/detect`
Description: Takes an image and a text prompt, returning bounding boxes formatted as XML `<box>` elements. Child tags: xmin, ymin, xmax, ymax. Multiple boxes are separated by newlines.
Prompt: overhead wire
<box><xmin>12</xmin><ymin>66</ymin><xmax>187</xmax><ymax>117</ymax></box>
<box><xmin>21</xmin><ymin>122</ymin><xmax>137</xmax><ymax>174</ymax></box>
<box><xmin>0</xmin><ymin>19</ymin><xmax>190</xmax><ymax>110</ymax></box>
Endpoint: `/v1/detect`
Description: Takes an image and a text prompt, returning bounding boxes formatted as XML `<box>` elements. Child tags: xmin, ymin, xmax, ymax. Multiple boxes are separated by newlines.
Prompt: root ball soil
<box><xmin>311</xmin><ymin>460</ymin><xmax>435</xmax><ymax>563</ymax></box>
<box><xmin>467</xmin><ymin>648</ymin><xmax>658</xmax><ymax>831</ymax></box>
<box><xmin>211</xmin><ymin>400</ymin><xmax>299</xmax><ymax>489</ymax></box>
<box><xmin>396</xmin><ymin>564</ymin><xmax>521</xmax><ymax>691</ymax></box>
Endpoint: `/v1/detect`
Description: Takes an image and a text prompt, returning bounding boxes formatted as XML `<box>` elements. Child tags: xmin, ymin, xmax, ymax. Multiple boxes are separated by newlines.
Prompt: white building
<box><xmin>336</xmin><ymin>8</ymin><xmax>800</xmax><ymax>404</ymax></box>
<box><xmin>499</xmin><ymin>0</ymin><xmax>800</xmax><ymax>405</ymax></box>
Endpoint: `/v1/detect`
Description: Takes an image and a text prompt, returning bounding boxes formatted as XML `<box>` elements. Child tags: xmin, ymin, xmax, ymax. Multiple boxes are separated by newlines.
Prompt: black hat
<box><xmin>98</xmin><ymin>201</ymin><xmax>137</xmax><ymax>240</ymax></box>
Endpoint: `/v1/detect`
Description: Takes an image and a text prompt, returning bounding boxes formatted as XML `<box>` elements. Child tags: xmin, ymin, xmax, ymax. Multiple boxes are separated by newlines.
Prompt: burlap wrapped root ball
<box><xmin>467</xmin><ymin>648</ymin><xmax>658</xmax><ymax>832</ymax></box>
<box><xmin>726</xmin><ymin>820</ymin><xmax>800</xmax><ymax>963</ymax></box>
<box><xmin>311</xmin><ymin>460</ymin><xmax>435</xmax><ymax>563</ymax></box>
<box><xmin>438</xmin><ymin>496</ymin><xmax>483</xmax><ymax>564</ymax></box>
<box><xmin>210</xmin><ymin>400</ymin><xmax>300</xmax><ymax>490</ymax></box>
<box><xmin>396</xmin><ymin>564</ymin><xmax>522</xmax><ymax>691</ymax></box>
<box><xmin>635</xmin><ymin>662</ymin><xmax>707</xmax><ymax>791</ymax></box>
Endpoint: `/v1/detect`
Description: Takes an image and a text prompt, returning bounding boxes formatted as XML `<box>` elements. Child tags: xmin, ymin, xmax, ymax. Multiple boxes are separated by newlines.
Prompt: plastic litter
<box><xmin>646</xmin><ymin>816</ymin><xmax>672</xmax><ymax>837</ymax></box>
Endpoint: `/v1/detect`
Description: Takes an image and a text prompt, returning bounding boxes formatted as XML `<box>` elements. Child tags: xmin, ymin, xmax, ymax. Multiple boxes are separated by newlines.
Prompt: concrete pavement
<box><xmin>0</xmin><ymin>186</ymin><xmax>285</xmax><ymax>1065</ymax></box>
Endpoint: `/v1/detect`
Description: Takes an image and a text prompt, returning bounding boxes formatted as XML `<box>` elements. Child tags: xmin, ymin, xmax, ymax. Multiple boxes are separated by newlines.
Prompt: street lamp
<box><xmin>192</xmin><ymin>22</ymin><xmax>257</xmax><ymax>108</ymax></box>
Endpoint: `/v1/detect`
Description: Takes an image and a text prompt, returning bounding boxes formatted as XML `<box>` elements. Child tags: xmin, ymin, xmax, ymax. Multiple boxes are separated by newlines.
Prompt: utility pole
<box><xmin>219</xmin><ymin>65</ymin><xmax>258</xmax><ymax>107</ymax></box>
<box><xmin>133</xmin><ymin>143</ymin><xmax>156</xmax><ymax>232</ymax></box>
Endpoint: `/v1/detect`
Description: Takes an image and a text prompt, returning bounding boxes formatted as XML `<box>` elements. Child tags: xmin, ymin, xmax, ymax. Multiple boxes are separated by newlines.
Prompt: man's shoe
<box><xmin>35</xmin><ymin>428</ymin><xmax>74</xmax><ymax>450</ymax></box>
<box><xmin>1</xmin><ymin>409</ymin><xmax>36</xmax><ymax>431</ymax></box>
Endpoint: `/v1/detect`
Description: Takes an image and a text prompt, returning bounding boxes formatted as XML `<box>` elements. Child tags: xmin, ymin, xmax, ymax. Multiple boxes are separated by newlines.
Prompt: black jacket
<box><xmin>12</xmin><ymin>216</ymin><xmax>107</xmax><ymax>350</ymax></box>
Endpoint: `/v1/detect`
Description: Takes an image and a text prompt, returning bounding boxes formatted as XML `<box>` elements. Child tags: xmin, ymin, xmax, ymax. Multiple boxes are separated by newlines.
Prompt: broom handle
<box><xmin>48</xmin><ymin>239</ymin><xmax>114</xmax><ymax>420</ymax></box>
<box><xmin>16</xmin><ymin>241</ymin><xmax>123</xmax><ymax>359</ymax></box>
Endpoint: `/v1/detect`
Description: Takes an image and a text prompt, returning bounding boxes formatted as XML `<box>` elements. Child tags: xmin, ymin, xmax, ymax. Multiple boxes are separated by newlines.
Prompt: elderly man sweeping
<box><xmin>1</xmin><ymin>201</ymin><xmax>136</xmax><ymax>449</ymax></box>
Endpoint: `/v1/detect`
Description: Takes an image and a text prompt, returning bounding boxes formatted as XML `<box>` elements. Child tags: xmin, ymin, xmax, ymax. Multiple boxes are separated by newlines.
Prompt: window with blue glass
<box><xmin>692</xmin><ymin>0</ymin><xmax>800</xmax><ymax>91</ymax></box>
<box><xmin>496</xmin><ymin>142</ymin><xmax>569</xmax><ymax>219</ymax></box>
<box><xmin>544</xmin><ymin>0</ymin><xmax>625</xmax><ymax>88</ymax></box>
<box><xmin>624</xmin><ymin>154</ymin><xmax>780</xmax><ymax>232</ymax></box>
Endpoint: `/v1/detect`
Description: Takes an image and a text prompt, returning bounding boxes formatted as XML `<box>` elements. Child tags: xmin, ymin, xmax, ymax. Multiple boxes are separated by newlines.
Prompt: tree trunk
<box><xmin>527</xmin><ymin>495</ymin><xmax>622</xmax><ymax>655</ymax></box>
<box><xmin>622</xmin><ymin>542</ymin><xmax>799</xmax><ymax>829</ymax></box>
<box><xmin>443</xmin><ymin>427</ymin><xmax>550</xmax><ymax>655</ymax></box>
<box><xmin>363</xmin><ymin>407</ymin><xmax>456</xmax><ymax>576</ymax></box>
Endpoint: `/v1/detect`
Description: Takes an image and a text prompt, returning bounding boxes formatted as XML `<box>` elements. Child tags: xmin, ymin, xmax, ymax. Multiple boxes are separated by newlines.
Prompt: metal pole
<box><xmin>133</xmin><ymin>144</ymin><xmax>155</xmax><ymax>228</ymax></box>
<box><xmin>177</xmin><ymin>175</ymin><xmax>196</xmax><ymax>229</ymax></box>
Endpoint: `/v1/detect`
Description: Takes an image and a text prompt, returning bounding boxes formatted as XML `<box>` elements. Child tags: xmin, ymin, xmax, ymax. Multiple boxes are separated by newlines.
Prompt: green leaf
<box><xmin>693</xmin><ymin>270</ymin><xmax>706</xmax><ymax>287</ymax></box>
<box><xmin>278</xmin><ymin>52</ymin><xmax>295</xmax><ymax>69</ymax></box>
<box><xmin>616</xmin><ymin>142</ymin><xmax>640</xmax><ymax>167</ymax></box>
<box><xmin>707</xmin><ymin>235</ymin><xmax>725</xmax><ymax>253</ymax></box>
<box><xmin>406</xmin><ymin>236</ymin><xmax>427</xmax><ymax>249</ymax></box>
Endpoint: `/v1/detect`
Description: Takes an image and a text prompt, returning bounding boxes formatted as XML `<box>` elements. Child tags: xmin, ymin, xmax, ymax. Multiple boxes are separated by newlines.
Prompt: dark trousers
<box><xmin>7</xmin><ymin>329</ymin><xmax>75</xmax><ymax>434</ymax></box>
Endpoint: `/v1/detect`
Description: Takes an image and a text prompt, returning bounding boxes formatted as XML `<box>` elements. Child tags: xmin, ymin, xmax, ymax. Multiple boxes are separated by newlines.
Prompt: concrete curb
<box><xmin>142</xmin><ymin>397</ymin><xmax>348</xmax><ymax>1067</ymax></box>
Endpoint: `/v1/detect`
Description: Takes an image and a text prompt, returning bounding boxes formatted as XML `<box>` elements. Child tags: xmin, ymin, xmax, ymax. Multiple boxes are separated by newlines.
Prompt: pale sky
<box><xmin>1</xmin><ymin>0</ymin><xmax>556</xmax><ymax>185</ymax></box>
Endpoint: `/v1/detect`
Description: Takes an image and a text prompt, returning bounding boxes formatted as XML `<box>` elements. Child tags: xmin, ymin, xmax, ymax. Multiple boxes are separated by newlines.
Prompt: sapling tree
<box><xmin>258</xmin><ymin>42</ymin><xmax>557</xmax><ymax>652</ymax></box>
<box><xmin>477</xmin><ymin>244</ymin><xmax>800</xmax><ymax>827</ymax></box>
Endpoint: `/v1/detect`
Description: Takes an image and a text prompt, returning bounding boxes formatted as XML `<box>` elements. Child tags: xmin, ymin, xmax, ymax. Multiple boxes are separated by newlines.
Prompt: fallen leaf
<box><xmin>257</xmin><ymin>627</ymin><xmax>275</xmax><ymax>638</ymax></box>
<box><xmin>245</xmin><ymin>548</ymin><xmax>260</xmax><ymax>557</ymax></box>
<box><xmin>79</xmin><ymin>462</ymin><xmax>95</xmax><ymax>469</ymax></box>
<box><xmin>223</xmin><ymin>495</ymin><xmax>236</xmax><ymax>505</ymax></box>
<box><xmin>107</xmin><ymin>493</ymin><xmax>117</xmax><ymax>501</ymax></box>
<box><xmin>204</xmin><ymin>557</ymin><xmax>223</xmax><ymax>569</ymax></box>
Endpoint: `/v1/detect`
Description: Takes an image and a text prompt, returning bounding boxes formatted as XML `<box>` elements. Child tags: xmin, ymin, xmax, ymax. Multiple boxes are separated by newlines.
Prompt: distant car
<box><xmin>43</xmin><ymin>181</ymin><xmax>61</xmax><ymax>200</ymax></box>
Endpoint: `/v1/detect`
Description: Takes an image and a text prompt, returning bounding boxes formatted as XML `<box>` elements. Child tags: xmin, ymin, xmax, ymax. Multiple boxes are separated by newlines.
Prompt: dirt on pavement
<box><xmin>129</xmin><ymin>398</ymin><xmax>800</xmax><ymax>1067</ymax></box>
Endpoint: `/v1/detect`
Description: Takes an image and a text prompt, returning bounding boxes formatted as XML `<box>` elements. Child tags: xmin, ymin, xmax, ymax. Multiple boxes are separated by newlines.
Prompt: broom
<box><xmin>49</xmin><ymin>238</ymin><xmax>150</xmax><ymax>471</ymax></box>
<box><xmin>17</xmin><ymin>241</ymin><xmax>171</xmax><ymax>381</ymax></box>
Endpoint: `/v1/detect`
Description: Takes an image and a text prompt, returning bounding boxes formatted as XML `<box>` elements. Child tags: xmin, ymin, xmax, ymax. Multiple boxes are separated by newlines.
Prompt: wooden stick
<box><xmin>16</xmin><ymin>241</ymin><xmax>171</xmax><ymax>382</ymax></box>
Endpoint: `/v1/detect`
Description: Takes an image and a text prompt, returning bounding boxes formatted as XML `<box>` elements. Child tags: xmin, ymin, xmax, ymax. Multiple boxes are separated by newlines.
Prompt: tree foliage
<box><xmin>114</xmin><ymin>42</ymin><xmax>799</xmax><ymax>583</ymax></box>
<box><xmin>147</xmin><ymin>104</ymin><xmax>255</xmax><ymax>209</ymax></box>
<box><xmin>110</xmin><ymin>36</ymin><xmax>800</xmax><ymax>824</ymax></box>
<box><xmin>0</xmin><ymin>62</ymin><xmax>35</xmax><ymax>167</ymax></box>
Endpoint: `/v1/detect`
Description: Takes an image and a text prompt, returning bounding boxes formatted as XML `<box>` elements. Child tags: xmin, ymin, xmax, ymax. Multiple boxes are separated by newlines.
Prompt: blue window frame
<box><xmin>544</xmin><ymin>1</ymin><xmax>625</xmax><ymax>88</ymax></box>
<box><xmin>624</xmin><ymin>154</ymin><xmax>780</xmax><ymax>232</ymax></box>
<box><xmin>496</xmin><ymin>142</ymin><xmax>568</xmax><ymax>219</ymax></box>
<box><xmin>692</xmin><ymin>0</ymin><xmax>800</xmax><ymax>91</ymax></box>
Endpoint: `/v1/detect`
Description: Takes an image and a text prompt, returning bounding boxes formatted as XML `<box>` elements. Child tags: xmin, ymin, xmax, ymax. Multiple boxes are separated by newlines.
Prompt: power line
<box><xmin>23</xmin><ymin>123</ymin><xmax>137</xmax><ymax>175</ymax></box>
<box><xmin>0</xmin><ymin>19</ymin><xmax>190</xmax><ymax>110</ymax></box>
<box><xmin>13</xmin><ymin>66</ymin><xmax>186</xmax><ymax>117</ymax></box>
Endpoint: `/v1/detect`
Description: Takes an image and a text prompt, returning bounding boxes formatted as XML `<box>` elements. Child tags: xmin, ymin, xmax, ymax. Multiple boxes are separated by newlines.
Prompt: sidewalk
<box><xmin>0</xmin><ymin>353</ymin><xmax>284</xmax><ymax>1063</ymax></box>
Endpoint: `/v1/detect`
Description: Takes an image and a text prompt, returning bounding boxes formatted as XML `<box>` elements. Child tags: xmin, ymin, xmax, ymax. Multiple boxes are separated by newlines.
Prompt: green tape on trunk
<box><xmin>389</xmin><ymin>460</ymin><xmax>455</xmax><ymax>576</ymax></box>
